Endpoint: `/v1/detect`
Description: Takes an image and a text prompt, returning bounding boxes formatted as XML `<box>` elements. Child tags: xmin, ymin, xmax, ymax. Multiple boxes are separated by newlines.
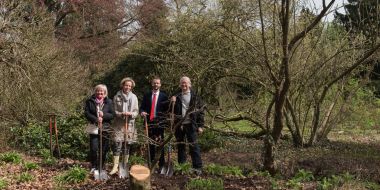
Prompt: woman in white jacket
<box><xmin>109</xmin><ymin>77</ymin><xmax>139</xmax><ymax>175</ymax></box>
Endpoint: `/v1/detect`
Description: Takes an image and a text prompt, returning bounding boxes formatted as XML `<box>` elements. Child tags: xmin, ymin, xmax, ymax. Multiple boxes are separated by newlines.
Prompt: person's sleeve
<box><xmin>103</xmin><ymin>99</ymin><xmax>114</xmax><ymax>121</ymax></box>
<box><xmin>131</xmin><ymin>95</ymin><xmax>139</xmax><ymax>119</ymax></box>
<box><xmin>114</xmin><ymin>95</ymin><xmax>123</xmax><ymax>118</ymax></box>
<box><xmin>84</xmin><ymin>100</ymin><xmax>97</xmax><ymax>123</ymax></box>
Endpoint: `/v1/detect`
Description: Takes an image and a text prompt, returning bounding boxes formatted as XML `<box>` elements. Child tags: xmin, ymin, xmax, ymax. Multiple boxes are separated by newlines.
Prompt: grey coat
<box><xmin>111</xmin><ymin>90</ymin><xmax>139</xmax><ymax>143</ymax></box>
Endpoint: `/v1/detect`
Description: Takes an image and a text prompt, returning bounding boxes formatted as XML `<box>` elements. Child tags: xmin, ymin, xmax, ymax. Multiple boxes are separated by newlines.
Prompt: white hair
<box><xmin>94</xmin><ymin>84</ymin><xmax>108</xmax><ymax>97</ymax></box>
<box><xmin>179</xmin><ymin>76</ymin><xmax>191</xmax><ymax>87</ymax></box>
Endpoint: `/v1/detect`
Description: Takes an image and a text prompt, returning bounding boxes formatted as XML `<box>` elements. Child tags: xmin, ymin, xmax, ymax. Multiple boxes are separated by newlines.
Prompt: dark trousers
<box><xmin>175</xmin><ymin>123</ymin><xmax>202</xmax><ymax>169</ymax></box>
<box><xmin>148</xmin><ymin>121</ymin><xmax>165</xmax><ymax>168</ymax></box>
<box><xmin>89</xmin><ymin>133</ymin><xmax>109</xmax><ymax>170</ymax></box>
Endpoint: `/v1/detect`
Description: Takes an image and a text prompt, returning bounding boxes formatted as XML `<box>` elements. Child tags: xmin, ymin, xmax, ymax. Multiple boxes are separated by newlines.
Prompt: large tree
<box><xmin>143</xmin><ymin>0</ymin><xmax>380</xmax><ymax>174</ymax></box>
<box><xmin>39</xmin><ymin>0</ymin><xmax>139</xmax><ymax>77</ymax></box>
<box><xmin>0</xmin><ymin>0</ymin><xmax>87</xmax><ymax>124</ymax></box>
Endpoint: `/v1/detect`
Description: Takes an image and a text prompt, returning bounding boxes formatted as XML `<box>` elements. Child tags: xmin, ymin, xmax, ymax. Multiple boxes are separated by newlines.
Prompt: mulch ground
<box><xmin>1</xmin><ymin>131</ymin><xmax>379</xmax><ymax>189</ymax></box>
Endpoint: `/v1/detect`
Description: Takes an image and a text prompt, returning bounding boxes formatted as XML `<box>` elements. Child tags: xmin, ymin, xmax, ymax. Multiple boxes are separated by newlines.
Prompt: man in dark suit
<box><xmin>171</xmin><ymin>76</ymin><xmax>205</xmax><ymax>175</ymax></box>
<box><xmin>140</xmin><ymin>76</ymin><xmax>169</xmax><ymax>170</ymax></box>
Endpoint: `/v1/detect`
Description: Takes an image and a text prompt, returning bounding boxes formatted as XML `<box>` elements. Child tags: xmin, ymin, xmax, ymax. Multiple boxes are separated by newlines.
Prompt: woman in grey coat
<box><xmin>109</xmin><ymin>77</ymin><xmax>139</xmax><ymax>175</ymax></box>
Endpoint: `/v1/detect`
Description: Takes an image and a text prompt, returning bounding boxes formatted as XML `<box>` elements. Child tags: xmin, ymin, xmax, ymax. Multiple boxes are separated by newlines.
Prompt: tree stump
<box><xmin>129</xmin><ymin>164</ymin><xmax>151</xmax><ymax>190</ymax></box>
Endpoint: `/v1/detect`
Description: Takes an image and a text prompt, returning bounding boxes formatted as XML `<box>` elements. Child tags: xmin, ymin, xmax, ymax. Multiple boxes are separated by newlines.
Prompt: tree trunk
<box><xmin>263</xmin><ymin>135</ymin><xmax>276</xmax><ymax>175</ymax></box>
<box><xmin>129</xmin><ymin>165</ymin><xmax>151</xmax><ymax>190</ymax></box>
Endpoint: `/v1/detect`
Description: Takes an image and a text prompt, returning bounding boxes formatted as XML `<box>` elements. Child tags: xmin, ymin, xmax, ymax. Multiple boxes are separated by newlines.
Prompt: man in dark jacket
<box><xmin>140</xmin><ymin>77</ymin><xmax>169</xmax><ymax>170</ymax></box>
<box><xmin>171</xmin><ymin>76</ymin><xmax>205</xmax><ymax>175</ymax></box>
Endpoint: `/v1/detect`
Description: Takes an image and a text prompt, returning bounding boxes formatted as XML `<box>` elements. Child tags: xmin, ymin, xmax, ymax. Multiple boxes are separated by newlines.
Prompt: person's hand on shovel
<box><xmin>123</xmin><ymin>112</ymin><xmax>133</xmax><ymax>116</ymax></box>
<box><xmin>98</xmin><ymin>116</ymin><xmax>103</xmax><ymax>124</ymax></box>
<box><xmin>98</xmin><ymin>111</ymin><xmax>103</xmax><ymax>125</ymax></box>
<box><xmin>140</xmin><ymin>112</ymin><xmax>148</xmax><ymax>117</ymax></box>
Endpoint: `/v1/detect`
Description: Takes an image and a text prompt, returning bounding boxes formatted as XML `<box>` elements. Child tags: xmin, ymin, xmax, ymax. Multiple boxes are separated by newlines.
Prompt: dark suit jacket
<box><xmin>140</xmin><ymin>91</ymin><xmax>169</xmax><ymax>122</ymax></box>
<box><xmin>173</xmin><ymin>90</ymin><xmax>205</xmax><ymax>129</ymax></box>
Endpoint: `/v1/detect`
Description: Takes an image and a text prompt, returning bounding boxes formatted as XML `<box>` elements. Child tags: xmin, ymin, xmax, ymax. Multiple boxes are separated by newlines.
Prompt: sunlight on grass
<box><xmin>213</xmin><ymin>120</ymin><xmax>256</xmax><ymax>132</ymax></box>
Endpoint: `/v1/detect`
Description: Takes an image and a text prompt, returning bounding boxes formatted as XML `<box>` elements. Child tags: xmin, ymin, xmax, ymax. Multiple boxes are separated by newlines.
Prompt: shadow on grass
<box><xmin>293</xmin><ymin>140</ymin><xmax>380</xmax><ymax>182</ymax></box>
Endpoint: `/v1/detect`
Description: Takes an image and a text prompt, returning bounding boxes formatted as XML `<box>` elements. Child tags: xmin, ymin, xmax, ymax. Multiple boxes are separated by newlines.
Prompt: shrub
<box><xmin>204</xmin><ymin>163</ymin><xmax>244</xmax><ymax>177</ymax></box>
<box><xmin>16</xmin><ymin>172</ymin><xmax>34</xmax><ymax>183</ymax></box>
<box><xmin>128</xmin><ymin>155</ymin><xmax>146</xmax><ymax>165</ymax></box>
<box><xmin>11</xmin><ymin>113</ymin><xmax>88</xmax><ymax>160</ymax></box>
<box><xmin>56</xmin><ymin>114</ymin><xmax>88</xmax><ymax>160</ymax></box>
<box><xmin>198</xmin><ymin>130</ymin><xmax>224</xmax><ymax>152</ymax></box>
<box><xmin>23</xmin><ymin>162</ymin><xmax>39</xmax><ymax>171</ymax></box>
<box><xmin>55</xmin><ymin>165</ymin><xmax>87</xmax><ymax>184</ymax></box>
<box><xmin>185</xmin><ymin>178</ymin><xmax>223</xmax><ymax>190</ymax></box>
<box><xmin>0</xmin><ymin>151</ymin><xmax>22</xmax><ymax>164</ymax></box>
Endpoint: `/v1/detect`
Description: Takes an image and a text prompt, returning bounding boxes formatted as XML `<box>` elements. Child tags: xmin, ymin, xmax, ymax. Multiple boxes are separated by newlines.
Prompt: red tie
<box><xmin>150</xmin><ymin>93</ymin><xmax>157</xmax><ymax>121</ymax></box>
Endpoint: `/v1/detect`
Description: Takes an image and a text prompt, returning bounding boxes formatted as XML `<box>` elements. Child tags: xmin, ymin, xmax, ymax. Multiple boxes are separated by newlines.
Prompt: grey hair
<box><xmin>179</xmin><ymin>76</ymin><xmax>191</xmax><ymax>87</ymax></box>
<box><xmin>94</xmin><ymin>84</ymin><xmax>108</xmax><ymax>97</ymax></box>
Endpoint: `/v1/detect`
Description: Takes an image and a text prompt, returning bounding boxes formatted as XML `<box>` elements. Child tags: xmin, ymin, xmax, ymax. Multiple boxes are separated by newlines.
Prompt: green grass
<box><xmin>213</xmin><ymin>120</ymin><xmax>254</xmax><ymax>132</ymax></box>
<box><xmin>0</xmin><ymin>151</ymin><xmax>22</xmax><ymax>164</ymax></box>
<box><xmin>55</xmin><ymin>165</ymin><xmax>87</xmax><ymax>184</ymax></box>
<box><xmin>39</xmin><ymin>149</ymin><xmax>58</xmax><ymax>166</ymax></box>
<box><xmin>23</xmin><ymin>161</ymin><xmax>39</xmax><ymax>171</ymax></box>
<box><xmin>0</xmin><ymin>178</ymin><xmax>7</xmax><ymax>189</ymax></box>
<box><xmin>185</xmin><ymin>178</ymin><xmax>223</xmax><ymax>190</ymax></box>
<box><xmin>16</xmin><ymin>172</ymin><xmax>34</xmax><ymax>183</ymax></box>
<box><xmin>174</xmin><ymin>162</ymin><xmax>192</xmax><ymax>175</ymax></box>
<box><xmin>365</xmin><ymin>181</ymin><xmax>380</xmax><ymax>190</ymax></box>
<box><xmin>204</xmin><ymin>163</ymin><xmax>244</xmax><ymax>177</ymax></box>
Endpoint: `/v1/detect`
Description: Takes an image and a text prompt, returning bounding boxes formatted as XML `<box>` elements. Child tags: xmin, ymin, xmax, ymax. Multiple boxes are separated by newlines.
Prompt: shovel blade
<box><xmin>160</xmin><ymin>165</ymin><xmax>167</xmax><ymax>175</ymax></box>
<box><xmin>100</xmin><ymin>170</ymin><xmax>110</xmax><ymax>180</ymax></box>
<box><xmin>166</xmin><ymin>161</ymin><xmax>174</xmax><ymax>177</ymax></box>
<box><xmin>94</xmin><ymin>169</ymin><xmax>109</xmax><ymax>181</ymax></box>
<box><xmin>119</xmin><ymin>163</ymin><xmax>129</xmax><ymax>178</ymax></box>
<box><xmin>94</xmin><ymin>170</ymin><xmax>100</xmax><ymax>180</ymax></box>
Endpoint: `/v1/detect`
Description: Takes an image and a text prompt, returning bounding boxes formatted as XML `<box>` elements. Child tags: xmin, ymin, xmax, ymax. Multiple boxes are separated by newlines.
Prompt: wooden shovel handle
<box><xmin>54</xmin><ymin>115</ymin><xmax>61</xmax><ymax>158</ymax></box>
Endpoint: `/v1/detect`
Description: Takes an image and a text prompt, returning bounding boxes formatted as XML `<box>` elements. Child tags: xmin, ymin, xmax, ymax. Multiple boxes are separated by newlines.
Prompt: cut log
<box><xmin>129</xmin><ymin>164</ymin><xmax>151</xmax><ymax>190</ymax></box>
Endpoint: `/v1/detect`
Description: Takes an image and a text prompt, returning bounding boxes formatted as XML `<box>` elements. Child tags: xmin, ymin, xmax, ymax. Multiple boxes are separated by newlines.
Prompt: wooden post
<box><xmin>129</xmin><ymin>165</ymin><xmax>151</xmax><ymax>190</ymax></box>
